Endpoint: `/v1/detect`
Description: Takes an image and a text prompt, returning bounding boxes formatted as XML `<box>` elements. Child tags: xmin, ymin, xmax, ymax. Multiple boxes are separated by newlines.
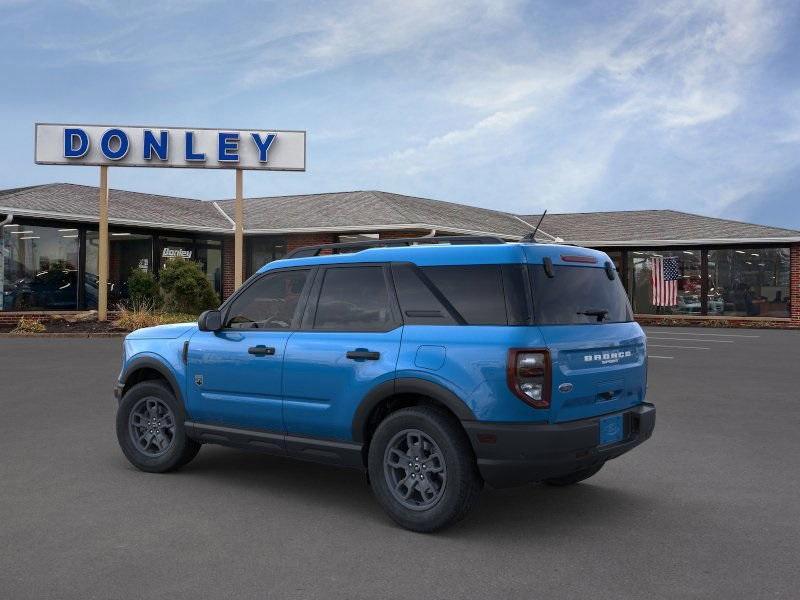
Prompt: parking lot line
<box><xmin>644</xmin><ymin>331</ymin><xmax>760</xmax><ymax>338</ymax></box>
<box><xmin>647</xmin><ymin>337</ymin><xmax>733</xmax><ymax>343</ymax></box>
<box><xmin>648</xmin><ymin>344</ymin><xmax>710</xmax><ymax>350</ymax></box>
<box><xmin>648</xmin><ymin>355</ymin><xmax>674</xmax><ymax>359</ymax></box>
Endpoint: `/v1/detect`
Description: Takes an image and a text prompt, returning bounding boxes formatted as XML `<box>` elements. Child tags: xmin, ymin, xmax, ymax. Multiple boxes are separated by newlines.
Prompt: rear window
<box><xmin>530</xmin><ymin>264</ymin><xmax>633</xmax><ymax>325</ymax></box>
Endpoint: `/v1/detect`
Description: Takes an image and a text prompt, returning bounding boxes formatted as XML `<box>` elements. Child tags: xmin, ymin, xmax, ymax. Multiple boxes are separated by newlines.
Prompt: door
<box><xmin>283</xmin><ymin>264</ymin><xmax>402</xmax><ymax>441</ymax></box>
<box><xmin>186</xmin><ymin>267</ymin><xmax>312</xmax><ymax>431</ymax></box>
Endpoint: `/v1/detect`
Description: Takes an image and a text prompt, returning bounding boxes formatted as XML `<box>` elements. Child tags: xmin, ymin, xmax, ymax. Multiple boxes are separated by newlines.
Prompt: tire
<box><xmin>116</xmin><ymin>380</ymin><xmax>201</xmax><ymax>473</ymax></box>
<box><xmin>543</xmin><ymin>462</ymin><xmax>604</xmax><ymax>486</ymax></box>
<box><xmin>368</xmin><ymin>406</ymin><xmax>482</xmax><ymax>533</ymax></box>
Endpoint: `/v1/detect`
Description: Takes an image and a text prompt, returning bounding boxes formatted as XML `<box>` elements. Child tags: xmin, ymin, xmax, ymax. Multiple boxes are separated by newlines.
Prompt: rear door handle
<box><xmin>346</xmin><ymin>349</ymin><xmax>381</xmax><ymax>360</ymax></box>
<box><xmin>248</xmin><ymin>345</ymin><xmax>276</xmax><ymax>356</ymax></box>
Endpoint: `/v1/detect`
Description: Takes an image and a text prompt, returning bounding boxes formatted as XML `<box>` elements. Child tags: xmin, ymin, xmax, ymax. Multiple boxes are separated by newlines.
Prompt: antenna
<box><xmin>522</xmin><ymin>210</ymin><xmax>547</xmax><ymax>242</ymax></box>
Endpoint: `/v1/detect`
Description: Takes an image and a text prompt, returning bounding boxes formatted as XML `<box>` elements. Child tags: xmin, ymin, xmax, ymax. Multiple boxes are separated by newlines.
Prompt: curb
<box><xmin>0</xmin><ymin>332</ymin><xmax>127</xmax><ymax>338</ymax></box>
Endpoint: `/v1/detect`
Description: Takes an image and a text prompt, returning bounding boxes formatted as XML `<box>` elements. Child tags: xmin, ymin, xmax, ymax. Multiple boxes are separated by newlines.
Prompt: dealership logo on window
<box><xmin>162</xmin><ymin>247</ymin><xmax>192</xmax><ymax>260</ymax></box>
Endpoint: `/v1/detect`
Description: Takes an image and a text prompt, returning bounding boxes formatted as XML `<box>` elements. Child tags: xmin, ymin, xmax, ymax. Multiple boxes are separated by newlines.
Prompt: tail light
<box><xmin>507</xmin><ymin>349</ymin><xmax>551</xmax><ymax>408</ymax></box>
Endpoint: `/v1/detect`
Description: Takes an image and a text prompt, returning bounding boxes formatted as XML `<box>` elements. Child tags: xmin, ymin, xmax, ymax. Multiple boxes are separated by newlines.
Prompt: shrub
<box><xmin>127</xmin><ymin>269</ymin><xmax>162</xmax><ymax>308</ymax></box>
<box><xmin>11</xmin><ymin>316</ymin><xmax>46</xmax><ymax>334</ymax></box>
<box><xmin>158</xmin><ymin>259</ymin><xmax>219</xmax><ymax>314</ymax></box>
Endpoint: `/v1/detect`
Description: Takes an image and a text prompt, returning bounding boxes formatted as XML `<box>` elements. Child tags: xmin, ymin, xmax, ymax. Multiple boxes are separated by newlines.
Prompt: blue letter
<box><xmin>251</xmin><ymin>133</ymin><xmax>276</xmax><ymax>162</ymax></box>
<box><xmin>100</xmin><ymin>128</ymin><xmax>129</xmax><ymax>160</ymax></box>
<box><xmin>218</xmin><ymin>132</ymin><xmax>239</xmax><ymax>162</ymax></box>
<box><xmin>185</xmin><ymin>131</ymin><xmax>205</xmax><ymax>161</ymax></box>
<box><xmin>64</xmin><ymin>128</ymin><xmax>89</xmax><ymax>158</ymax></box>
<box><xmin>143</xmin><ymin>130</ymin><xmax>168</xmax><ymax>160</ymax></box>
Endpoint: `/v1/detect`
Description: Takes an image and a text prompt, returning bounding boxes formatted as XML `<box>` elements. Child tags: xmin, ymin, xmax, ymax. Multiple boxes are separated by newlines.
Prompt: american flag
<box><xmin>651</xmin><ymin>256</ymin><xmax>679</xmax><ymax>306</ymax></box>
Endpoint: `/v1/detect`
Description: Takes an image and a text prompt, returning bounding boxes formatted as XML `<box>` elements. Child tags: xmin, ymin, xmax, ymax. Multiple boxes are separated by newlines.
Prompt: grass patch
<box><xmin>114</xmin><ymin>302</ymin><xmax>198</xmax><ymax>332</ymax></box>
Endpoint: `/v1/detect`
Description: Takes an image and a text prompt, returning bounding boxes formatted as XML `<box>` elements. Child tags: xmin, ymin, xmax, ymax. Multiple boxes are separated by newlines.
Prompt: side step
<box><xmin>184</xmin><ymin>421</ymin><xmax>364</xmax><ymax>470</ymax></box>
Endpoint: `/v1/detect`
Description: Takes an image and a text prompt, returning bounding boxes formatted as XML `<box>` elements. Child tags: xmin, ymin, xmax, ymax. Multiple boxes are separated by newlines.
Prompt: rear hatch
<box><xmin>526</xmin><ymin>252</ymin><xmax>647</xmax><ymax>423</ymax></box>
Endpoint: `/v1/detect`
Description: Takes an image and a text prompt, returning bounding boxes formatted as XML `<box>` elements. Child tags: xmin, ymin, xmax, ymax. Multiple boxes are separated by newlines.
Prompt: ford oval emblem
<box><xmin>558</xmin><ymin>383</ymin><xmax>574</xmax><ymax>393</ymax></box>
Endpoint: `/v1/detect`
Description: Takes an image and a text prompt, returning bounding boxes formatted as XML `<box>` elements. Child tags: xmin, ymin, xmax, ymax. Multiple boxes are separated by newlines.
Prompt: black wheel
<box><xmin>368</xmin><ymin>406</ymin><xmax>482</xmax><ymax>532</ymax></box>
<box><xmin>116</xmin><ymin>380</ymin><xmax>200</xmax><ymax>473</ymax></box>
<box><xmin>543</xmin><ymin>462</ymin><xmax>604</xmax><ymax>486</ymax></box>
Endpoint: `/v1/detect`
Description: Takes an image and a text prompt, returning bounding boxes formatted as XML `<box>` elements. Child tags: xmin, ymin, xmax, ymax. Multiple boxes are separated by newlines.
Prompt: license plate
<box><xmin>599</xmin><ymin>414</ymin><xmax>624</xmax><ymax>446</ymax></box>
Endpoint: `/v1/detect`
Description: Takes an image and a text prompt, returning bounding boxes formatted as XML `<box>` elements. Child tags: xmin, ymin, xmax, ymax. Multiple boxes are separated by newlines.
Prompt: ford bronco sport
<box><xmin>114</xmin><ymin>237</ymin><xmax>655</xmax><ymax>532</ymax></box>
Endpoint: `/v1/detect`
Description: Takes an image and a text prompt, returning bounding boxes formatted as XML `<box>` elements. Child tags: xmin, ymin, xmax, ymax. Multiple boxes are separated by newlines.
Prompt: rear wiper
<box><xmin>577</xmin><ymin>309</ymin><xmax>609</xmax><ymax>322</ymax></box>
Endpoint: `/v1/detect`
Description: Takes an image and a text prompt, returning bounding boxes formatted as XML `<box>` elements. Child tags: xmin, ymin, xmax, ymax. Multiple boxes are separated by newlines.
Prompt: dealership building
<box><xmin>1</xmin><ymin>182</ymin><xmax>798</xmax><ymax>327</ymax></box>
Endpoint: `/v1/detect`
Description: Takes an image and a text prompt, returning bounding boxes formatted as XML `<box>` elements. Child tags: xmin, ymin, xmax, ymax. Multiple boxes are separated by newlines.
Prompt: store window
<box><xmin>1</xmin><ymin>223</ymin><xmax>80</xmax><ymax>310</ymax></box>
<box><xmin>247</xmin><ymin>237</ymin><xmax>287</xmax><ymax>276</ymax></box>
<box><xmin>707</xmin><ymin>248</ymin><xmax>790</xmax><ymax>318</ymax></box>
<box><xmin>196</xmin><ymin>240</ymin><xmax>223</xmax><ymax>298</ymax></box>
<box><xmin>159</xmin><ymin>236</ymin><xmax>195</xmax><ymax>271</ymax></box>
<box><xmin>629</xmin><ymin>250</ymin><xmax>702</xmax><ymax>315</ymax></box>
<box><xmin>85</xmin><ymin>231</ymin><xmax>153</xmax><ymax>308</ymax></box>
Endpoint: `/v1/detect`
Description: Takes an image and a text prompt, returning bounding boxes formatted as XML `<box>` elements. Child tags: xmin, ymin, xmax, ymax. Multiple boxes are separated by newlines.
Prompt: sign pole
<box><xmin>98</xmin><ymin>166</ymin><xmax>109</xmax><ymax>321</ymax></box>
<box><xmin>234</xmin><ymin>168</ymin><xmax>244</xmax><ymax>289</ymax></box>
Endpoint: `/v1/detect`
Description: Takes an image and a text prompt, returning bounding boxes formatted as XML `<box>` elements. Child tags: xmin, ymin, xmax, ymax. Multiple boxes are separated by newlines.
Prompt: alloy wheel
<box><xmin>383</xmin><ymin>428</ymin><xmax>447</xmax><ymax>511</ymax></box>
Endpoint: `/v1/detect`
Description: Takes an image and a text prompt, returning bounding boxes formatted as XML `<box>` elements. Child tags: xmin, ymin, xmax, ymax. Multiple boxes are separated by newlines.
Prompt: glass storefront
<box><xmin>85</xmin><ymin>230</ymin><xmax>153</xmax><ymax>308</ymax></box>
<box><xmin>707</xmin><ymin>248</ymin><xmax>790</xmax><ymax>318</ymax></box>
<box><xmin>2</xmin><ymin>219</ymin><xmax>794</xmax><ymax>322</ymax></box>
<box><xmin>629</xmin><ymin>249</ymin><xmax>702</xmax><ymax>315</ymax></box>
<box><xmin>1</xmin><ymin>223</ymin><xmax>80</xmax><ymax>310</ymax></box>
<box><xmin>158</xmin><ymin>236</ymin><xmax>222</xmax><ymax>300</ymax></box>
<box><xmin>247</xmin><ymin>237</ymin><xmax>286</xmax><ymax>276</ymax></box>
<box><xmin>196</xmin><ymin>240</ymin><xmax>222</xmax><ymax>298</ymax></box>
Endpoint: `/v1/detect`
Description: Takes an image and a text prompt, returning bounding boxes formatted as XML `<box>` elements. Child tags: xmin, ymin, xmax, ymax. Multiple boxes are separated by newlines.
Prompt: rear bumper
<box><xmin>463</xmin><ymin>403</ymin><xmax>655</xmax><ymax>489</ymax></box>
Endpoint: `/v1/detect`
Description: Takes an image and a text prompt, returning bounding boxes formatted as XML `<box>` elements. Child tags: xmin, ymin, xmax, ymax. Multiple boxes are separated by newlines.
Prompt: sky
<box><xmin>1</xmin><ymin>0</ymin><xmax>799</xmax><ymax>229</ymax></box>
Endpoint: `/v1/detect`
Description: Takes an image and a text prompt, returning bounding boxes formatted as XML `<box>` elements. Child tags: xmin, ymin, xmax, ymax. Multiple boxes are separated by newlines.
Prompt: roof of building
<box><xmin>214</xmin><ymin>190</ymin><xmax>533</xmax><ymax>237</ymax></box>
<box><xmin>0</xmin><ymin>183</ymin><xmax>231</xmax><ymax>232</ymax></box>
<box><xmin>519</xmin><ymin>209</ymin><xmax>800</xmax><ymax>245</ymax></box>
<box><xmin>1</xmin><ymin>183</ymin><xmax>798</xmax><ymax>244</ymax></box>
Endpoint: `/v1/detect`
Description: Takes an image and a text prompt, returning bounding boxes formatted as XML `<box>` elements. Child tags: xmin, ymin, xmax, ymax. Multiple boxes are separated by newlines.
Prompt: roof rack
<box><xmin>285</xmin><ymin>235</ymin><xmax>506</xmax><ymax>258</ymax></box>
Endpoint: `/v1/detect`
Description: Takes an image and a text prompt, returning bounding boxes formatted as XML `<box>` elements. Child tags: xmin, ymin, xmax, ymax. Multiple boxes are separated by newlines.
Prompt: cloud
<box><xmin>377</xmin><ymin>106</ymin><xmax>536</xmax><ymax>175</ymax></box>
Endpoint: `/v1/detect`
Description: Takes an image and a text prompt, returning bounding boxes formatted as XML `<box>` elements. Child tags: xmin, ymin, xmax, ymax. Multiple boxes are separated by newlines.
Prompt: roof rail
<box><xmin>285</xmin><ymin>235</ymin><xmax>506</xmax><ymax>259</ymax></box>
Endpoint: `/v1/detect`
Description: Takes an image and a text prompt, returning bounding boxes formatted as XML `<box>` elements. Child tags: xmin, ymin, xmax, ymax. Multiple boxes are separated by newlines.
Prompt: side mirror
<box><xmin>198</xmin><ymin>309</ymin><xmax>222</xmax><ymax>332</ymax></box>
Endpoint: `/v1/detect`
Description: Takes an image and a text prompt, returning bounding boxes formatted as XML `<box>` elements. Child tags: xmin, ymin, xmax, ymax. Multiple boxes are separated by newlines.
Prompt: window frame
<box><xmin>301</xmin><ymin>263</ymin><xmax>403</xmax><ymax>333</ymax></box>
<box><xmin>219</xmin><ymin>266</ymin><xmax>316</xmax><ymax>331</ymax></box>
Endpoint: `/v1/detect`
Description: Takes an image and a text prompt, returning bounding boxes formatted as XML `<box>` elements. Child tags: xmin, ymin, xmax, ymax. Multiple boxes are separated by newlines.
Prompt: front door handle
<box><xmin>248</xmin><ymin>345</ymin><xmax>276</xmax><ymax>356</ymax></box>
<box><xmin>346</xmin><ymin>349</ymin><xmax>381</xmax><ymax>361</ymax></box>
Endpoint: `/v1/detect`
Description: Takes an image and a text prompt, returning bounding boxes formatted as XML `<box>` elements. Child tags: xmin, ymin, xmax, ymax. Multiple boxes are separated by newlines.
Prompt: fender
<box><xmin>119</xmin><ymin>355</ymin><xmax>185</xmax><ymax>407</ymax></box>
<box><xmin>351</xmin><ymin>377</ymin><xmax>477</xmax><ymax>442</ymax></box>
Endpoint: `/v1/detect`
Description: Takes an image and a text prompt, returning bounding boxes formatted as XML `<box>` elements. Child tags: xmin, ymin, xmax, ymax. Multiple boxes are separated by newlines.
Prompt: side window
<box><xmin>314</xmin><ymin>266</ymin><xmax>394</xmax><ymax>331</ymax></box>
<box><xmin>225</xmin><ymin>269</ymin><xmax>309</xmax><ymax>329</ymax></box>
<box><xmin>421</xmin><ymin>265</ymin><xmax>508</xmax><ymax>325</ymax></box>
<box><xmin>391</xmin><ymin>264</ymin><xmax>456</xmax><ymax>325</ymax></box>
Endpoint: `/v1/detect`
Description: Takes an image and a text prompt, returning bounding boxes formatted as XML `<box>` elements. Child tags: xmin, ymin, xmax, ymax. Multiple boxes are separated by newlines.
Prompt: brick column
<box><xmin>222</xmin><ymin>237</ymin><xmax>235</xmax><ymax>300</ymax></box>
<box><xmin>791</xmin><ymin>244</ymin><xmax>800</xmax><ymax>325</ymax></box>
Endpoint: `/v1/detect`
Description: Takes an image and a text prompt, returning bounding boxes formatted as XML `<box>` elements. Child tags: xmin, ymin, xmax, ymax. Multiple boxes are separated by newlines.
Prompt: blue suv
<box><xmin>114</xmin><ymin>237</ymin><xmax>655</xmax><ymax>532</ymax></box>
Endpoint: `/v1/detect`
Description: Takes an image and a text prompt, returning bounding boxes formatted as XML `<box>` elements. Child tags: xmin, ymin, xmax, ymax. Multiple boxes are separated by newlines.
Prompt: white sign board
<box><xmin>34</xmin><ymin>123</ymin><xmax>306</xmax><ymax>171</ymax></box>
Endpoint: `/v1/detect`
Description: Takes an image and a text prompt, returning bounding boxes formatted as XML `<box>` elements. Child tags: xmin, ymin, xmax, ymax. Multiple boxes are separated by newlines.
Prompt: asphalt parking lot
<box><xmin>1</xmin><ymin>327</ymin><xmax>799</xmax><ymax>600</ymax></box>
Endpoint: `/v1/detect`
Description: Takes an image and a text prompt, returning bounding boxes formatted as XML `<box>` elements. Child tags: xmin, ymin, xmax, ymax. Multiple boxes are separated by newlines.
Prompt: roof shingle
<box><xmin>519</xmin><ymin>210</ymin><xmax>800</xmax><ymax>243</ymax></box>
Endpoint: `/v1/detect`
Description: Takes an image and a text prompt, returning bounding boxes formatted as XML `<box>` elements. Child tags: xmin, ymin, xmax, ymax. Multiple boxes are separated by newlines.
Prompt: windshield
<box><xmin>530</xmin><ymin>264</ymin><xmax>633</xmax><ymax>325</ymax></box>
